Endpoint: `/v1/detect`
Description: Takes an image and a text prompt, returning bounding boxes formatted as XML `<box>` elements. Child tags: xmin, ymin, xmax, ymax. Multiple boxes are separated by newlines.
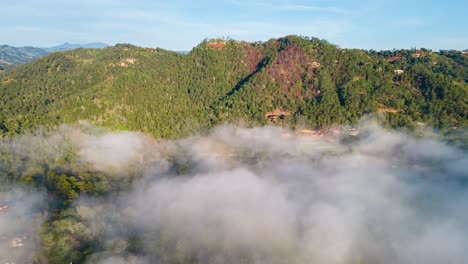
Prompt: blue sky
<box><xmin>1</xmin><ymin>0</ymin><xmax>467</xmax><ymax>51</ymax></box>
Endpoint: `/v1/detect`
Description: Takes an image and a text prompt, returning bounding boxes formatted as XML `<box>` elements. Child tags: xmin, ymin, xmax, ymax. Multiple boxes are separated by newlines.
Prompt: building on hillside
<box><xmin>386</xmin><ymin>56</ymin><xmax>402</xmax><ymax>62</ymax></box>
<box><xmin>349</xmin><ymin>128</ymin><xmax>359</xmax><ymax>136</ymax></box>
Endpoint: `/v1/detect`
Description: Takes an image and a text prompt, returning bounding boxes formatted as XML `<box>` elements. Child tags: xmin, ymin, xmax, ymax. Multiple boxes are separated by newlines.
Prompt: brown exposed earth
<box><xmin>118</xmin><ymin>57</ymin><xmax>138</xmax><ymax>67</ymax></box>
<box><xmin>386</xmin><ymin>56</ymin><xmax>402</xmax><ymax>62</ymax></box>
<box><xmin>242</xmin><ymin>44</ymin><xmax>264</xmax><ymax>73</ymax></box>
<box><xmin>266</xmin><ymin>108</ymin><xmax>294</xmax><ymax>121</ymax></box>
<box><xmin>207</xmin><ymin>42</ymin><xmax>226</xmax><ymax>49</ymax></box>
<box><xmin>378</xmin><ymin>105</ymin><xmax>400</xmax><ymax>113</ymax></box>
<box><xmin>267</xmin><ymin>45</ymin><xmax>320</xmax><ymax>97</ymax></box>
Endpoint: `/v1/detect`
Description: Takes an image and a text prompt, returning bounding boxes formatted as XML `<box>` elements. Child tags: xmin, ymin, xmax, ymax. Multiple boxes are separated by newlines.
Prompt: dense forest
<box><xmin>0</xmin><ymin>36</ymin><xmax>467</xmax><ymax>263</ymax></box>
<box><xmin>1</xmin><ymin>36</ymin><xmax>466</xmax><ymax>139</ymax></box>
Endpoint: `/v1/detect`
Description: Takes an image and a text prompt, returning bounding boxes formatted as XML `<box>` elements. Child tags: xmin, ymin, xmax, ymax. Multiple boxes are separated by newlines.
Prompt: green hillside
<box><xmin>0</xmin><ymin>36</ymin><xmax>467</xmax><ymax>264</ymax></box>
<box><xmin>1</xmin><ymin>36</ymin><xmax>467</xmax><ymax>138</ymax></box>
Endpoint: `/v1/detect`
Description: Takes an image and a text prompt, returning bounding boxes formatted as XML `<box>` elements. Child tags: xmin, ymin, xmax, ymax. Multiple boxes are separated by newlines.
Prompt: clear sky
<box><xmin>1</xmin><ymin>0</ymin><xmax>467</xmax><ymax>51</ymax></box>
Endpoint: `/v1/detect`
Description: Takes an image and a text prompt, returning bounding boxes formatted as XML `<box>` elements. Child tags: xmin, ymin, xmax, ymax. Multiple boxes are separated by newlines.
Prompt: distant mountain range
<box><xmin>0</xmin><ymin>45</ymin><xmax>48</xmax><ymax>68</ymax></box>
<box><xmin>44</xmin><ymin>42</ymin><xmax>108</xmax><ymax>52</ymax></box>
<box><xmin>0</xmin><ymin>42</ymin><xmax>108</xmax><ymax>69</ymax></box>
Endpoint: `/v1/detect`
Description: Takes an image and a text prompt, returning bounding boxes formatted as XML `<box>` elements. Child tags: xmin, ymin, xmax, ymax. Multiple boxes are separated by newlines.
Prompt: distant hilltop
<box><xmin>45</xmin><ymin>42</ymin><xmax>109</xmax><ymax>52</ymax></box>
<box><xmin>0</xmin><ymin>42</ymin><xmax>108</xmax><ymax>69</ymax></box>
<box><xmin>0</xmin><ymin>45</ymin><xmax>48</xmax><ymax>68</ymax></box>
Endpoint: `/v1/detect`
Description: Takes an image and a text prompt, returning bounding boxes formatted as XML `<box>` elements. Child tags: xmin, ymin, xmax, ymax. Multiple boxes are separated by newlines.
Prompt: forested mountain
<box><xmin>0</xmin><ymin>43</ymin><xmax>108</xmax><ymax>70</ymax></box>
<box><xmin>0</xmin><ymin>36</ymin><xmax>467</xmax><ymax>264</ymax></box>
<box><xmin>1</xmin><ymin>36</ymin><xmax>466</xmax><ymax>138</ymax></box>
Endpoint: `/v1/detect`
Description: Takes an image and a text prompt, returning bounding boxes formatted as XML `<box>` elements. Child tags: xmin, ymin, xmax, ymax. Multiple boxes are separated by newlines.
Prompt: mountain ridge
<box><xmin>45</xmin><ymin>42</ymin><xmax>109</xmax><ymax>52</ymax></box>
<box><xmin>0</xmin><ymin>42</ymin><xmax>108</xmax><ymax>69</ymax></box>
<box><xmin>0</xmin><ymin>45</ymin><xmax>49</xmax><ymax>69</ymax></box>
<box><xmin>0</xmin><ymin>36</ymin><xmax>466</xmax><ymax>138</ymax></box>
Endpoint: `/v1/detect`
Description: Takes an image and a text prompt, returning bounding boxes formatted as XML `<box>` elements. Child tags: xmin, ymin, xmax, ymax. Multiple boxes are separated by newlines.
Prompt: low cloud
<box><xmin>0</xmin><ymin>190</ymin><xmax>45</xmax><ymax>263</ymax></box>
<box><xmin>1</xmin><ymin>121</ymin><xmax>467</xmax><ymax>263</ymax></box>
<box><xmin>77</xmin><ymin>122</ymin><xmax>468</xmax><ymax>264</ymax></box>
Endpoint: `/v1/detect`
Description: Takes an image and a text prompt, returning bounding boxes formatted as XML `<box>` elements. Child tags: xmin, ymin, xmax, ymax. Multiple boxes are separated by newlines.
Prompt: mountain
<box><xmin>0</xmin><ymin>36</ymin><xmax>466</xmax><ymax>138</ymax></box>
<box><xmin>0</xmin><ymin>36</ymin><xmax>466</xmax><ymax>263</ymax></box>
<box><xmin>0</xmin><ymin>43</ymin><xmax>108</xmax><ymax>69</ymax></box>
<box><xmin>0</xmin><ymin>45</ymin><xmax>49</xmax><ymax>70</ymax></box>
<box><xmin>45</xmin><ymin>42</ymin><xmax>109</xmax><ymax>52</ymax></box>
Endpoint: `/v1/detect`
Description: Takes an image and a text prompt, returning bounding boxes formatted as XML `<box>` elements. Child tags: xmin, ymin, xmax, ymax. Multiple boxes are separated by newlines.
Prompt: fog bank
<box><xmin>1</xmin><ymin>121</ymin><xmax>467</xmax><ymax>264</ymax></box>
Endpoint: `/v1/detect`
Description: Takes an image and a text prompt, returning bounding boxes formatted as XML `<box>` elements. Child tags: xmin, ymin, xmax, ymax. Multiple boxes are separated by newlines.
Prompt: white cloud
<box><xmin>2</xmin><ymin>120</ymin><xmax>468</xmax><ymax>263</ymax></box>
